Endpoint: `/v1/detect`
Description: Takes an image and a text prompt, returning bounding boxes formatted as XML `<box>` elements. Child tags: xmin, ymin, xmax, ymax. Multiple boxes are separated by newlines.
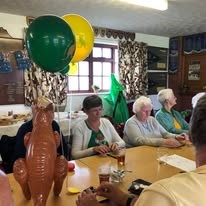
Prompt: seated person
<box><xmin>76</xmin><ymin>94</ymin><xmax>206</xmax><ymax>206</ymax></box>
<box><xmin>13</xmin><ymin>97</ymin><xmax>68</xmax><ymax>165</ymax></box>
<box><xmin>0</xmin><ymin>169</ymin><xmax>14</xmax><ymax>205</ymax></box>
<box><xmin>192</xmin><ymin>92</ymin><xmax>206</xmax><ymax>108</ymax></box>
<box><xmin>123</xmin><ymin>96</ymin><xmax>185</xmax><ymax>148</ymax></box>
<box><xmin>71</xmin><ymin>95</ymin><xmax>125</xmax><ymax>159</ymax></box>
<box><xmin>155</xmin><ymin>88</ymin><xmax>189</xmax><ymax>136</ymax></box>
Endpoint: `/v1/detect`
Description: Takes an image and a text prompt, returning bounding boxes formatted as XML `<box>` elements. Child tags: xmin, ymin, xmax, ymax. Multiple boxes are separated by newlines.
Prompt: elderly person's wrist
<box><xmin>93</xmin><ymin>146</ymin><xmax>98</xmax><ymax>153</ymax></box>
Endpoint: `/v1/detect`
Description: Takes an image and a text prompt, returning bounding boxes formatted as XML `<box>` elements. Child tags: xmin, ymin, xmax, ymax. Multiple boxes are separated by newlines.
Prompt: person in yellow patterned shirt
<box><xmin>155</xmin><ymin>88</ymin><xmax>189</xmax><ymax>139</ymax></box>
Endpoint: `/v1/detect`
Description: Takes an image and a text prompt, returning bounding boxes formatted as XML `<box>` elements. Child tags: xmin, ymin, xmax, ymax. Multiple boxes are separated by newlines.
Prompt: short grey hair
<box><xmin>157</xmin><ymin>88</ymin><xmax>173</xmax><ymax>106</ymax></box>
<box><xmin>133</xmin><ymin>96</ymin><xmax>152</xmax><ymax>114</ymax></box>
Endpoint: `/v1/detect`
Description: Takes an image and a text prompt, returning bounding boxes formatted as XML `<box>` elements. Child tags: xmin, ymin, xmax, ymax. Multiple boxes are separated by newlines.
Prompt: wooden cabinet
<box><xmin>168</xmin><ymin>33</ymin><xmax>206</xmax><ymax>110</ymax></box>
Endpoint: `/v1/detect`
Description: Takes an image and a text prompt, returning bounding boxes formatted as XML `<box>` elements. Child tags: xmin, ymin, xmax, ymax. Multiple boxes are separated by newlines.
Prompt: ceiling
<box><xmin>0</xmin><ymin>0</ymin><xmax>205</xmax><ymax>37</ymax></box>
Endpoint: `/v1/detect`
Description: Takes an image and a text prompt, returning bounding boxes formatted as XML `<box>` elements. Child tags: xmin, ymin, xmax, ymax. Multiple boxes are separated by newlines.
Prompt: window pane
<box><xmin>79</xmin><ymin>61</ymin><xmax>89</xmax><ymax>75</ymax></box>
<box><xmin>93</xmin><ymin>62</ymin><xmax>102</xmax><ymax>75</ymax></box>
<box><xmin>103</xmin><ymin>48</ymin><xmax>111</xmax><ymax>58</ymax></box>
<box><xmin>115</xmin><ymin>49</ymin><xmax>118</xmax><ymax>62</ymax></box>
<box><xmin>68</xmin><ymin>76</ymin><xmax>79</xmax><ymax>90</ymax></box>
<box><xmin>93</xmin><ymin>47</ymin><xmax>102</xmax><ymax>57</ymax></box>
<box><xmin>93</xmin><ymin>77</ymin><xmax>102</xmax><ymax>89</ymax></box>
<box><xmin>102</xmin><ymin>76</ymin><xmax>111</xmax><ymax>90</ymax></box>
<box><xmin>67</xmin><ymin>43</ymin><xmax>118</xmax><ymax>93</ymax></box>
<box><xmin>103</xmin><ymin>62</ymin><xmax>111</xmax><ymax>75</ymax></box>
<box><xmin>79</xmin><ymin>77</ymin><xmax>89</xmax><ymax>90</ymax></box>
<box><xmin>115</xmin><ymin>63</ymin><xmax>119</xmax><ymax>76</ymax></box>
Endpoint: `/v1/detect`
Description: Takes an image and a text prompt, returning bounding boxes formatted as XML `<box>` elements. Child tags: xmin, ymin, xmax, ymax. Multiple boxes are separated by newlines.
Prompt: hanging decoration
<box><xmin>62</xmin><ymin>14</ymin><xmax>94</xmax><ymax>63</ymax></box>
<box><xmin>26</xmin><ymin>15</ymin><xmax>75</xmax><ymax>73</ymax></box>
<box><xmin>93</xmin><ymin>26</ymin><xmax>135</xmax><ymax>41</ymax></box>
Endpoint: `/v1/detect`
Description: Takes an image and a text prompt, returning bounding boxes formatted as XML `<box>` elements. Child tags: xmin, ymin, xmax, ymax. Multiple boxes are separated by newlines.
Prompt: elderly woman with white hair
<box><xmin>123</xmin><ymin>96</ymin><xmax>184</xmax><ymax>148</ymax></box>
<box><xmin>155</xmin><ymin>88</ymin><xmax>189</xmax><ymax>137</ymax></box>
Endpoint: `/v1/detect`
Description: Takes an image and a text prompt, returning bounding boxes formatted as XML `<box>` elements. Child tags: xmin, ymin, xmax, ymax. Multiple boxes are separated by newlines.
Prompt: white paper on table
<box><xmin>158</xmin><ymin>154</ymin><xmax>196</xmax><ymax>172</ymax></box>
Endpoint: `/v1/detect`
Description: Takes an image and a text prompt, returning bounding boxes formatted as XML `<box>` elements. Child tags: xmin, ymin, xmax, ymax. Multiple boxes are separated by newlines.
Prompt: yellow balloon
<box><xmin>62</xmin><ymin>14</ymin><xmax>94</xmax><ymax>63</ymax></box>
<box><xmin>68</xmin><ymin>63</ymin><xmax>78</xmax><ymax>75</ymax></box>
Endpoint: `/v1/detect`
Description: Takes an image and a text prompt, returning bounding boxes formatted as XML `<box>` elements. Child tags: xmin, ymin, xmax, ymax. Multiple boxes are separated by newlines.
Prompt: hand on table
<box><xmin>162</xmin><ymin>138</ymin><xmax>183</xmax><ymax>148</ymax></box>
<box><xmin>76</xmin><ymin>189</ymin><xmax>99</xmax><ymax>206</ymax></box>
<box><xmin>175</xmin><ymin>133</ymin><xmax>192</xmax><ymax>146</ymax></box>
<box><xmin>109</xmin><ymin>143</ymin><xmax>119</xmax><ymax>152</ymax></box>
<box><xmin>176</xmin><ymin>133</ymin><xmax>189</xmax><ymax>141</ymax></box>
<box><xmin>96</xmin><ymin>182</ymin><xmax>129</xmax><ymax>206</ymax></box>
<box><xmin>93</xmin><ymin>145</ymin><xmax>110</xmax><ymax>155</ymax></box>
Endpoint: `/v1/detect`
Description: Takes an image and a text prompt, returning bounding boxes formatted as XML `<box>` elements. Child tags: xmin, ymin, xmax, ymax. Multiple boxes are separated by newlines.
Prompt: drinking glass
<box><xmin>115</xmin><ymin>147</ymin><xmax>126</xmax><ymax>171</ymax></box>
<box><xmin>98</xmin><ymin>166</ymin><xmax>110</xmax><ymax>184</ymax></box>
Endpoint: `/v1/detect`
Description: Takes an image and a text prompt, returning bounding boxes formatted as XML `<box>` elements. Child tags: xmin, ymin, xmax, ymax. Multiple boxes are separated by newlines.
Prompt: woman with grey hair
<box><xmin>123</xmin><ymin>96</ymin><xmax>184</xmax><ymax>148</ymax></box>
<box><xmin>155</xmin><ymin>88</ymin><xmax>189</xmax><ymax>137</ymax></box>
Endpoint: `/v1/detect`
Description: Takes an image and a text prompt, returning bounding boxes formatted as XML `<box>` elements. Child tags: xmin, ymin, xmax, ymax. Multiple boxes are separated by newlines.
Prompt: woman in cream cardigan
<box><xmin>71</xmin><ymin>95</ymin><xmax>125</xmax><ymax>159</ymax></box>
<box><xmin>123</xmin><ymin>96</ymin><xmax>185</xmax><ymax>148</ymax></box>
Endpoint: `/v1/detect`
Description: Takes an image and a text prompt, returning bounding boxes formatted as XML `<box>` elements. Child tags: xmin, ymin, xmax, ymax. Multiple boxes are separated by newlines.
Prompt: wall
<box><xmin>0</xmin><ymin>12</ymin><xmax>169</xmax><ymax>113</ymax></box>
<box><xmin>135</xmin><ymin>33</ymin><xmax>169</xmax><ymax>48</ymax></box>
<box><xmin>0</xmin><ymin>13</ymin><xmax>27</xmax><ymax>38</ymax></box>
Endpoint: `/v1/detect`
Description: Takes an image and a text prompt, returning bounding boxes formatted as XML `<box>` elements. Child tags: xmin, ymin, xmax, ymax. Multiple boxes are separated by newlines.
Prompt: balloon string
<box><xmin>54</xmin><ymin>72</ymin><xmax>64</xmax><ymax>157</ymax></box>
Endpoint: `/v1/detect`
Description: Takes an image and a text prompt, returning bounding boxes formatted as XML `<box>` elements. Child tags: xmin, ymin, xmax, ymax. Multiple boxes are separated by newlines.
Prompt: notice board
<box><xmin>0</xmin><ymin>27</ymin><xmax>24</xmax><ymax>105</ymax></box>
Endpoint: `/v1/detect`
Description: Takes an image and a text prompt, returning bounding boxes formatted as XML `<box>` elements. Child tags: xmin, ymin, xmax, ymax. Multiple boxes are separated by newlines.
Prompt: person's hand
<box><xmin>96</xmin><ymin>182</ymin><xmax>128</xmax><ymax>206</ymax></box>
<box><xmin>162</xmin><ymin>138</ymin><xmax>182</xmax><ymax>148</ymax></box>
<box><xmin>109</xmin><ymin>143</ymin><xmax>119</xmax><ymax>152</ymax></box>
<box><xmin>177</xmin><ymin>133</ymin><xmax>190</xmax><ymax>141</ymax></box>
<box><xmin>76</xmin><ymin>189</ymin><xmax>99</xmax><ymax>206</ymax></box>
<box><xmin>175</xmin><ymin>133</ymin><xmax>189</xmax><ymax>140</ymax></box>
<box><xmin>93</xmin><ymin>145</ymin><xmax>110</xmax><ymax>155</ymax></box>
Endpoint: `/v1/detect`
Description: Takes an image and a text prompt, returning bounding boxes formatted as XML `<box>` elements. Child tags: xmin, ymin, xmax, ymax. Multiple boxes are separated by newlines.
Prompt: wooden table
<box><xmin>8</xmin><ymin>160</ymin><xmax>100</xmax><ymax>206</ymax></box>
<box><xmin>79</xmin><ymin>145</ymin><xmax>195</xmax><ymax>192</ymax></box>
<box><xmin>8</xmin><ymin>145</ymin><xmax>195</xmax><ymax>206</ymax></box>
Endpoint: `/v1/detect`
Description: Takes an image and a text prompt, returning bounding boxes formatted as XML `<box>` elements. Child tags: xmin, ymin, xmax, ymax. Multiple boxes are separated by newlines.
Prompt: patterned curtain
<box><xmin>119</xmin><ymin>40</ymin><xmax>148</xmax><ymax>100</ymax></box>
<box><xmin>24</xmin><ymin>64</ymin><xmax>68</xmax><ymax>109</ymax></box>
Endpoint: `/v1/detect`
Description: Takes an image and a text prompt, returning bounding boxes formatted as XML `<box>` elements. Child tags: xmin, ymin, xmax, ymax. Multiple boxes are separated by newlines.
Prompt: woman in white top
<box><xmin>71</xmin><ymin>95</ymin><xmax>125</xmax><ymax>159</ymax></box>
<box><xmin>123</xmin><ymin>96</ymin><xmax>185</xmax><ymax>148</ymax></box>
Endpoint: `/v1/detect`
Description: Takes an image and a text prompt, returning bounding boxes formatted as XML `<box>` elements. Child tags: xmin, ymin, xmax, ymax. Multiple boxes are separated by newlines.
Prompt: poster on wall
<box><xmin>188</xmin><ymin>60</ymin><xmax>200</xmax><ymax>80</ymax></box>
<box><xmin>0</xmin><ymin>28</ymin><xmax>25</xmax><ymax>105</ymax></box>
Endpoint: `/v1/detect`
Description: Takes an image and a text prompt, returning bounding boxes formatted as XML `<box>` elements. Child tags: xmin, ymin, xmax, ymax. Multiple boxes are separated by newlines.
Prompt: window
<box><xmin>68</xmin><ymin>43</ymin><xmax>118</xmax><ymax>93</ymax></box>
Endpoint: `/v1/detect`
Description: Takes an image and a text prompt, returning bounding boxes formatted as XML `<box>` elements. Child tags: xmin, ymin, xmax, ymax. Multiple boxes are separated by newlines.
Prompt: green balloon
<box><xmin>60</xmin><ymin>65</ymin><xmax>70</xmax><ymax>75</ymax></box>
<box><xmin>26</xmin><ymin>15</ymin><xmax>75</xmax><ymax>73</ymax></box>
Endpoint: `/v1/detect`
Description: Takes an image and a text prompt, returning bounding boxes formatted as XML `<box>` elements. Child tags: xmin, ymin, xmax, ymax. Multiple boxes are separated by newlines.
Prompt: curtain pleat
<box><xmin>119</xmin><ymin>40</ymin><xmax>148</xmax><ymax>100</ymax></box>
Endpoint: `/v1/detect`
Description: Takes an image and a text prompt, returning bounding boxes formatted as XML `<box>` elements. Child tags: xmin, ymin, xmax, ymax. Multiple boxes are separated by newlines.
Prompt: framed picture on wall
<box><xmin>188</xmin><ymin>60</ymin><xmax>200</xmax><ymax>80</ymax></box>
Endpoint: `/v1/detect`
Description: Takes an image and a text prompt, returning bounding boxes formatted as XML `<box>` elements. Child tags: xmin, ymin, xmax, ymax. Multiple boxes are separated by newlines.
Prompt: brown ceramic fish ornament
<box><xmin>13</xmin><ymin>97</ymin><xmax>68</xmax><ymax>206</ymax></box>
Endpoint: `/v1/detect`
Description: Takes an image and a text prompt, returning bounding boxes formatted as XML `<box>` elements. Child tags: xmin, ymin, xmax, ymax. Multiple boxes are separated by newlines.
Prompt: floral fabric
<box><xmin>119</xmin><ymin>40</ymin><xmax>148</xmax><ymax>100</ymax></box>
<box><xmin>24</xmin><ymin>64</ymin><xmax>67</xmax><ymax>107</ymax></box>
